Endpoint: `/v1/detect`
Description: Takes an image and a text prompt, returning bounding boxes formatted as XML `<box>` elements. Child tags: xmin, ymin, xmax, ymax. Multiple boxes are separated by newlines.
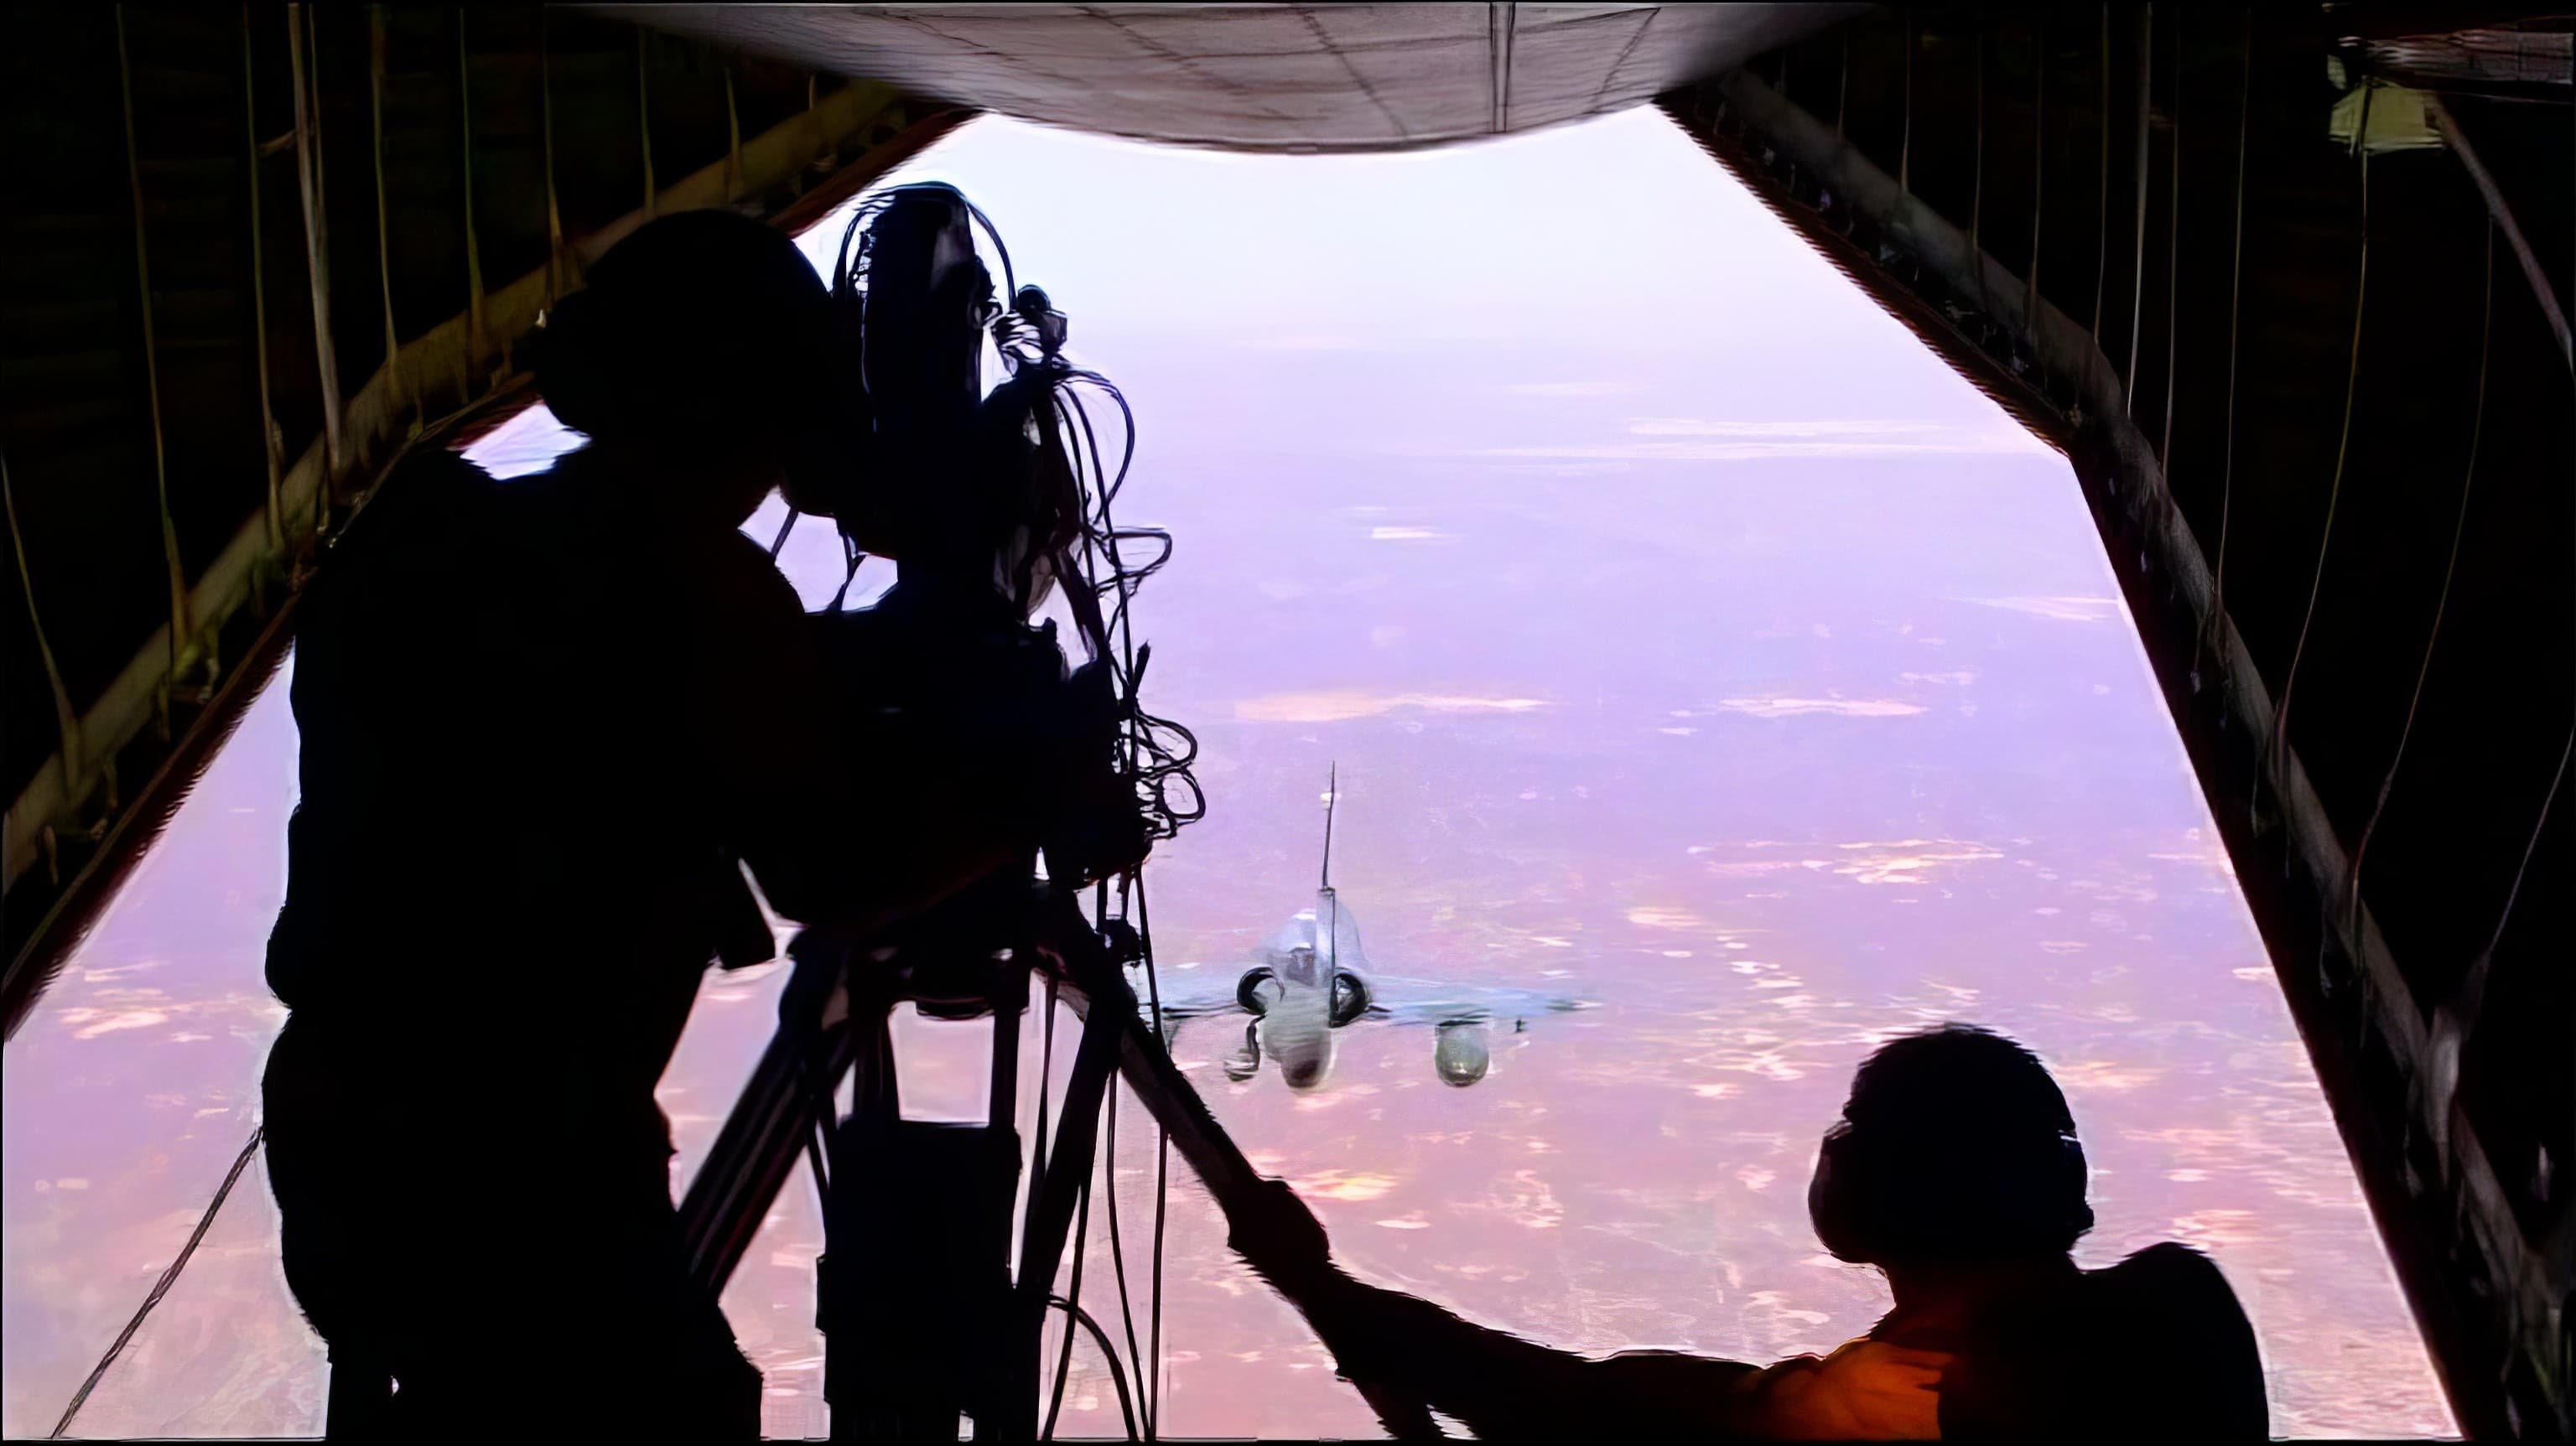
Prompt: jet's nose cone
<box><xmin>1263</xmin><ymin>1009</ymin><xmax>1337</xmax><ymax>1091</ymax></box>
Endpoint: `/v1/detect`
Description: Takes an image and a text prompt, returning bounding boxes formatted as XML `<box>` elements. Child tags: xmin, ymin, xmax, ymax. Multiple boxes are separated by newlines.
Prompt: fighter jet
<box><xmin>1131</xmin><ymin>767</ymin><xmax>1589</xmax><ymax>1091</ymax></box>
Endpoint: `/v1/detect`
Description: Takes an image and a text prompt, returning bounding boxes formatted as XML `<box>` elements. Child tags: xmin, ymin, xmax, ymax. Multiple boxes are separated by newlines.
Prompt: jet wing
<box><xmin>1126</xmin><ymin>964</ymin><xmax>1590</xmax><ymax>1025</ymax></box>
<box><xmin>1123</xmin><ymin>962</ymin><xmax>1247</xmax><ymax>1021</ymax></box>
<box><xmin>1353</xmin><ymin>975</ymin><xmax>1592</xmax><ymax>1027</ymax></box>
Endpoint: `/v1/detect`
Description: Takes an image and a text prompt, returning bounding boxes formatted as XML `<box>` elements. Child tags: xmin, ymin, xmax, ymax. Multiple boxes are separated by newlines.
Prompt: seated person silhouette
<box><xmin>260</xmin><ymin>211</ymin><xmax>1045</xmax><ymax>1439</ymax></box>
<box><xmin>1231</xmin><ymin>1024</ymin><xmax>2269</xmax><ymax>1440</ymax></box>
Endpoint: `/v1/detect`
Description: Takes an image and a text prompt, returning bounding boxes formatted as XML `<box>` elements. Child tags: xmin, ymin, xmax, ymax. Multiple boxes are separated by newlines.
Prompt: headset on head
<box><xmin>532</xmin><ymin>210</ymin><xmax>835</xmax><ymax>446</ymax></box>
<box><xmin>1806</xmin><ymin>1033</ymin><xmax>2096</xmax><ymax>1268</ymax></box>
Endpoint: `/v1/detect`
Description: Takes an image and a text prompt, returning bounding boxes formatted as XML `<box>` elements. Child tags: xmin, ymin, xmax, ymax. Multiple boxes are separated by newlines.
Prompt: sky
<box><xmin>3</xmin><ymin>109</ymin><xmax>2455</xmax><ymax>1439</ymax></box>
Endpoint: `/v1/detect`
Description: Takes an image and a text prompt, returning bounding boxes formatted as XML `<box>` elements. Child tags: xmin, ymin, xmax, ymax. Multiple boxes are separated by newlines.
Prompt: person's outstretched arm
<box><xmin>1296</xmin><ymin>1265</ymin><xmax>1763</xmax><ymax>1439</ymax></box>
<box><xmin>1228</xmin><ymin>1180</ymin><xmax>1763</xmax><ymax>1439</ymax></box>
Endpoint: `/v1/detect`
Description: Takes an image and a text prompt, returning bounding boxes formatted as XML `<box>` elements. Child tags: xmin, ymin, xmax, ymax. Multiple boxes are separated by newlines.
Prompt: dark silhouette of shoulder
<box><xmin>1939</xmin><ymin>1242</ymin><xmax>2268</xmax><ymax>1440</ymax></box>
<box><xmin>272</xmin><ymin>443</ymin><xmax>853</xmax><ymax>1015</ymax></box>
<box><xmin>269</xmin><ymin>448</ymin><xmax>518</xmax><ymax>1009</ymax></box>
<box><xmin>2088</xmin><ymin>1242</ymin><xmax>2268</xmax><ymax>1436</ymax></box>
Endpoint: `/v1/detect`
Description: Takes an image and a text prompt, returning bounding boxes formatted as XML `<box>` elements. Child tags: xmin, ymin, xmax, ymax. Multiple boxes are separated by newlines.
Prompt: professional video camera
<box><xmin>697</xmin><ymin>184</ymin><xmax>1217</xmax><ymax>1439</ymax></box>
<box><xmin>794</xmin><ymin>183</ymin><xmax>1191</xmax><ymax>914</ymax></box>
<box><xmin>683</xmin><ymin>188</ymin><xmax>1432</xmax><ymax>1438</ymax></box>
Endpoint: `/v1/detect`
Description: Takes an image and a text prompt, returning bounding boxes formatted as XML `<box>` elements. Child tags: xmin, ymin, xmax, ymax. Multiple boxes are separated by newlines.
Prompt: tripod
<box><xmin>677</xmin><ymin>877</ymin><xmax>1440</xmax><ymax>1439</ymax></box>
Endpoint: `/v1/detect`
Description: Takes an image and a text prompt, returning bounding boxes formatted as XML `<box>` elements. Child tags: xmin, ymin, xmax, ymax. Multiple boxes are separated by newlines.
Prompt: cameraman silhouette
<box><xmin>1233</xmin><ymin>1024</ymin><xmax>2269</xmax><ymax>1440</ymax></box>
<box><xmin>260</xmin><ymin>211</ymin><xmax>1036</xmax><ymax>1439</ymax></box>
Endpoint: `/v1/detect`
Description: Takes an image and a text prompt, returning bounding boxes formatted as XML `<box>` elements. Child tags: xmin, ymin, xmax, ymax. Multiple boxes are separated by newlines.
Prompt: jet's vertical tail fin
<box><xmin>1320</xmin><ymin>762</ymin><xmax>1337</xmax><ymax>891</ymax></box>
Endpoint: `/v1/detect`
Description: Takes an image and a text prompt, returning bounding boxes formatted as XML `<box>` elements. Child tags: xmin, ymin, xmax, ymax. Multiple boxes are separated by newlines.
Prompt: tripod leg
<box><xmin>993</xmin><ymin>993</ymin><xmax>1122</xmax><ymax>1439</ymax></box>
<box><xmin>853</xmin><ymin>1005</ymin><xmax>901</xmax><ymax>1130</ymax></box>
<box><xmin>970</xmin><ymin>961</ymin><xmax>1026</xmax><ymax>1431</ymax></box>
<box><xmin>679</xmin><ymin>1022</ymin><xmax>860</xmax><ymax>1297</ymax></box>
<box><xmin>1059</xmin><ymin>966</ymin><xmax>1450</xmax><ymax>1439</ymax></box>
<box><xmin>987</xmin><ymin>958</ymin><xmax>1025</xmax><ymax>1162</ymax></box>
<box><xmin>680</xmin><ymin>938</ymin><xmax>864</xmax><ymax>1298</ymax></box>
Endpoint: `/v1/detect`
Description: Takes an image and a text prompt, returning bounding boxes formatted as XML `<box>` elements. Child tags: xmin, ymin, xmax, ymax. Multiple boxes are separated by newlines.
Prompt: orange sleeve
<box><xmin>1720</xmin><ymin>1338</ymin><xmax>1951</xmax><ymax>1440</ymax></box>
